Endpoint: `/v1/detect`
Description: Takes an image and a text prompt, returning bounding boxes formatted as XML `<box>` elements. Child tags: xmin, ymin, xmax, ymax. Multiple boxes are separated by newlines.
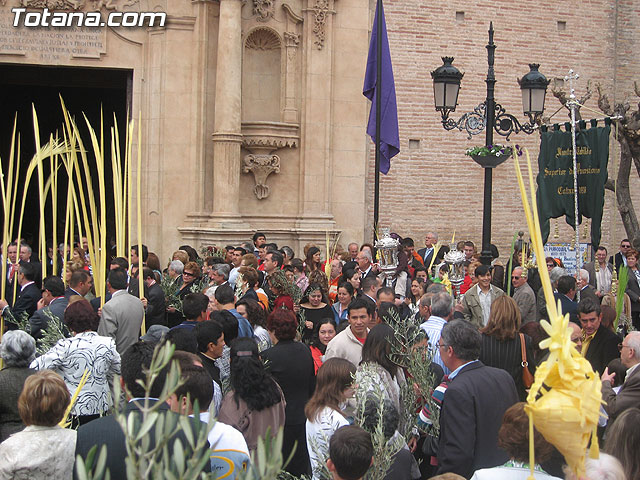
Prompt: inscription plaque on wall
<box><xmin>0</xmin><ymin>10</ymin><xmax>106</xmax><ymax>62</ymax></box>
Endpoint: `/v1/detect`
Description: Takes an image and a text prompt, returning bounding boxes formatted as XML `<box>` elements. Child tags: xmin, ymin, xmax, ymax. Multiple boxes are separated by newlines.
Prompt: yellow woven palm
<box><xmin>514</xmin><ymin>148</ymin><xmax>601</xmax><ymax>480</ymax></box>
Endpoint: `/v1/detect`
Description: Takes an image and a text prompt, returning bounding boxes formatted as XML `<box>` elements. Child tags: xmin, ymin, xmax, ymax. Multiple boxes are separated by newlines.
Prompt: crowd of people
<box><xmin>0</xmin><ymin>231</ymin><xmax>638</xmax><ymax>480</ymax></box>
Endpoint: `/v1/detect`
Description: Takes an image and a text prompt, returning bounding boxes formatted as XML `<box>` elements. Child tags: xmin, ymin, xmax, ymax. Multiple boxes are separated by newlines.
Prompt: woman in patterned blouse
<box><xmin>31</xmin><ymin>299</ymin><xmax>120</xmax><ymax>426</ymax></box>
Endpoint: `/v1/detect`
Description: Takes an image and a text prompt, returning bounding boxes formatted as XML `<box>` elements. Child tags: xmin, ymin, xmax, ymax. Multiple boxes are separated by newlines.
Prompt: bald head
<box><xmin>569</xmin><ymin>322</ymin><xmax>583</xmax><ymax>353</ymax></box>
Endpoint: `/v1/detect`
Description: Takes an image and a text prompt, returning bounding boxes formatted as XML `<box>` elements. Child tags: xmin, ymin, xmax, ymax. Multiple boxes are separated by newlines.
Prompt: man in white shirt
<box><xmin>461</xmin><ymin>264</ymin><xmax>504</xmax><ymax>328</ymax></box>
<box><xmin>420</xmin><ymin>291</ymin><xmax>453</xmax><ymax>375</ymax></box>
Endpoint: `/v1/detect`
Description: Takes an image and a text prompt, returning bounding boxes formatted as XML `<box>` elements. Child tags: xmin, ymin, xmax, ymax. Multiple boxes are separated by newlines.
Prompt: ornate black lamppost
<box><xmin>431</xmin><ymin>22</ymin><xmax>549</xmax><ymax>265</ymax></box>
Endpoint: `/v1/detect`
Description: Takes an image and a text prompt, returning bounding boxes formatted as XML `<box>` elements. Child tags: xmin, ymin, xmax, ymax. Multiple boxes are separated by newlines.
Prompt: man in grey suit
<box><xmin>28</xmin><ymin>276</ymin><xmax>69</xmax><ymax>341</ymax></box>
<box><xmin>602</xmin><ymin>331</ymin><xmax>640</xmax><ymax>425</ymax></box>
<box><xmin>584</xmin><ymin>246</ymin><xmax>613</xmax><ymax>299</ymax></box>
<box><xmin>98</xmin><ymin>268</ymin><xmax>144</xmax><ymax>354</ymax></box>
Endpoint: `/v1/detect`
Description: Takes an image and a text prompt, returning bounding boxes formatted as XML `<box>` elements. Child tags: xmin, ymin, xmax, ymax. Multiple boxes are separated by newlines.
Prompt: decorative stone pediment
<box><xmin>16</xmin><ymin>0</ymin><xmax>140</xmax><ymax>11</ymax></box>
<box><xmin>242</xmin><ymin>121</ymin><xmax>299</xmax><ymax>152</ymax></box>
<box><xmin>241</xmin><ymin>121</ymin><xmax>299</xmax><ymax>199</ymax></box>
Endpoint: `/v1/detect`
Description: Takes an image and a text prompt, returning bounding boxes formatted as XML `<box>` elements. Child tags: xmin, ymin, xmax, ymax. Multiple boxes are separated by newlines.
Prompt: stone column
<box><xmin>211</xmin><ymin>0</ymin><xmax>243</xmax><ymax>216</ymax></box>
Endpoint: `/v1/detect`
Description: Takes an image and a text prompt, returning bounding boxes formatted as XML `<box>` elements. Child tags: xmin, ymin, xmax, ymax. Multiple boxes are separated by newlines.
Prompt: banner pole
<box><xmin>373</xmin><ymin>0</ymin><xmax>382</xmax><ymax>243</ymax></box>
<box><xmin>567</xmin><ymin>70</ymin><xmax>581</xmax><ymax>298</ymax></box>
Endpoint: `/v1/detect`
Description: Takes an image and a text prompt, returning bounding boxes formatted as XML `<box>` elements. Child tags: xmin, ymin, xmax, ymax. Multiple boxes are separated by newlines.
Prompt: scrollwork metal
<box><xmin>440</xmin><ymin>102</ymin><xmax>486</xmax><ymax>139</ymax></box>
<box><xmin>493</xmin><ymin>103</ymin><xmax>537</xmax><ymax>139</ymax></box>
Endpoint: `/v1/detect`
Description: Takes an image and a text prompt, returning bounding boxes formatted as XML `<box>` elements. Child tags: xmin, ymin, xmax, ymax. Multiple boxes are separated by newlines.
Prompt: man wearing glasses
<box><xmin>610</xmin><ymin>239</ymin><xmax>631</xmax><ymax>273</ymax></box>
<box><xmin>601</xmin><ymin>331</ymin><xmax>640</xmax><ymax>425</ymax></box>
<box><xmin>435</xmin><ymin>320</ymin><xmax>518</xmax><ymax>478</ymax></box>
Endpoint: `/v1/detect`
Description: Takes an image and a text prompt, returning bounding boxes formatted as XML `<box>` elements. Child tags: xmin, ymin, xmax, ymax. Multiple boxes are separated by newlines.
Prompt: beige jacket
<box><xmin>462</xmin><ymin>284</ymin><xmax>505</xmax><ymax>328</ymax></box>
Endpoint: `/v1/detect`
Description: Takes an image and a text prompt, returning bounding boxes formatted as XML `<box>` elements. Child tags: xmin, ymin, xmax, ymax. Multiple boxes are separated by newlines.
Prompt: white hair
<box><xmin>579</xmin><ymin>268</ymin><xmax>590</xmax><ymax>283</ymax></box>
<box><xmin>360</xmin><ymin>249</ymin><xmax>372</xmax><ymax>262</ymax></box>
<box><xmin>169</xmin><ymin>259</ymin><xmax>184</xmax><ymax>274</ymax></box>
<box><xmin>626</xmin><ymin>331</ymin><xmax>640</xmax><ymax>362</ymax></box>
<box><xmin>584</xmin><ymin>453</ymin><xmax>626</xmax><ymax>480</ymax></box>
<box><xmin>0</xmin><ymin>330</ymin><xmax>36</xmax><ymax>367</ymax></box>
<box><xmin>426</xmin><ymin>232</ymin><xmax>438</xmax><ymax>241</ymax></box>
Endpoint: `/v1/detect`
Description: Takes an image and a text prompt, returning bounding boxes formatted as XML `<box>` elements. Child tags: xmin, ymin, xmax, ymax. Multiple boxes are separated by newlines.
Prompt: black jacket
<box><xmin>584</xmin><ymin>325</ymin><xmax>620</xmax><ymax>375</ymax></box>
<box><xmin>74</xmin><ymin>400</ymin><xmax>211</xmax><ymax>479</ymax></box>
<box><xmin>261</xmin><ymin>340</ymin><xmax>316</xmax><ymax>426</ymax></box>
<box><xmin>145</xmin><ymin>282</ymin><xmax>167</xmax><ymax>327</ymax></box>
<box><xmin>436</xmin><ymin>361</ymin><xmax>519</xmax><ymax>478</ymax></box>
<box><xmin>4</xmin><ymin>282</ymin><xmax>41</xmax><ymax>327</ymax></box>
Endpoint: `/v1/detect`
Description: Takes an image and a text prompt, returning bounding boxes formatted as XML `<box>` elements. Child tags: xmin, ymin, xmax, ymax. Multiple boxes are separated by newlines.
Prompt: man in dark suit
<box><xmin>609</xmin><ymin>238</ymin><xmax>631</xmax><ymax>273</ymax></box>
<box><xmin>18</xmin><ymin>244</ymin><xmax>42</xmax><ymax>288</ymax></box>
<box><xmin>74</xmin><ymin>342</ymin><xmax>211</xmax><ymax>479</ymax></box>
<box><xmin>65</xmin><ymin>270</ymin><xmax>93</xmax><ymax>300</ymax></box>
<box><xmin>554</xmin><ymin>275</ymin><xmax>578</xmax><ymax>324</ymax></box>
<box><xmin>579</xmin><ymin>298</ymin><xmax>620</xmax><ymax>375</ymax></box>
<box><xmin>602</xmin><ymin>331</ymin><xmax>640</xmax><ymax>425</ymax></box>
<box><xmin>0</xmin><ymin>262</ymin><xmax>41</xmax><ymax>327</ymax></box>
<box><xmin>28</xmin><ymin>276</ymin><xmax>69</xmax><ymax>341</ymax></box>
<box><xmin>141</xmin><ymin>267</ymin><xmax>167</xmax><ymax>327</ymax></box>
<box><xmin>576</xmin><ymin>269</ymin><xmax>599</xmax><ymax>304</ymax></box>
<box><xmin>195</xmin><ymin>320</ymin><xmax>225</xmax><ymax>387</ymax></box>
<box><xmin>356</xmin><ymin>250</ymin><xmax>377</xmax><ymax>280</ymax></box>
<box><xmin>436</xmin><ymin>319</ymin><xmax>519</xmax><ymax>478</ymax></box>
<box><xmin>417</xmin><ymin>232</ymin><xmax>438</xmax><ymax>271</ymax></box>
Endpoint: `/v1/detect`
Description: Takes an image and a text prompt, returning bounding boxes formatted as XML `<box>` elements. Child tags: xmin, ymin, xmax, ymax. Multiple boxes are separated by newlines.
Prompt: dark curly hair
<box><xmin>235</xmin><ymin>298</ymin><xmax>267</xmax><ymax>328</ymax></box>
<box><xmin>229</xmin><ymin>338</ymin><xmax>282</xmax><ymax>411</ymax></box>
<box><xmin>266</xmin><ymin>308</ymin><xmax>297</xmax><ymax>341</ymax></box>
<box><xmin>65</xmin><ymin>299</ymin><xmax>99</xmax><ymax>333</ymax></box>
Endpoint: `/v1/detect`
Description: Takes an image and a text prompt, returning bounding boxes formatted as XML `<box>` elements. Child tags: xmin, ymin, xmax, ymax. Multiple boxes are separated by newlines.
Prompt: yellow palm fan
<box><xmin>514</xmin><ymin>148</ymin><xmax>601</xmax><ymax>480</ymax></box>
<box><xmin>59</xmin><ymin>369</ymin><xmax>91</xmax><ymax>428</ymax></box>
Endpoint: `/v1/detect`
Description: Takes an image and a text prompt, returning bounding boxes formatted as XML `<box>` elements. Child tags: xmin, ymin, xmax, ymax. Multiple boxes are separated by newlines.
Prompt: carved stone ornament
<box><xmin>16</xmin><ymin>0</ymin><xmax>140</xmax><ymax>11</ymax></box>
<box><xmin>283</xmin><ymin>31</ymin><xmax>300</xmax><ymax>47</ymax></box>
<box><xmin>243</xmin><ymin>154</ymin><xmax>280</xmax><ymax>199</ymax></box>
<box><xmin>310</xmin><ymin>0</ymin><xmax>330</xmax><ymax>49</ymax></box>
<box><xmin>253</xmin><ymin>0</ymin><xmax>274</xmax><ymax>22</ymax></box>
<box><xmin>241</xmin><ymin>122</ymin><xmax>299</xmax><ymax>199</ymax></box>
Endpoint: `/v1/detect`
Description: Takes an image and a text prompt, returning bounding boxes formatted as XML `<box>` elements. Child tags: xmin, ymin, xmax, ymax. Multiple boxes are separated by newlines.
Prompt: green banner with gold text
<box><xmin>536</xmin><ymin>124</ymin><xmax>610</xmax><ymax>247</ymax></box>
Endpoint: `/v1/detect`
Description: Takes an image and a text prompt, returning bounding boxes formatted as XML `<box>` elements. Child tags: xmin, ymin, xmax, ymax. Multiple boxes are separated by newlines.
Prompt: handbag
<box><xmin>520</xmin><ymin>333</ymin><xmax>534</xmax><ymax>389</ymax></box>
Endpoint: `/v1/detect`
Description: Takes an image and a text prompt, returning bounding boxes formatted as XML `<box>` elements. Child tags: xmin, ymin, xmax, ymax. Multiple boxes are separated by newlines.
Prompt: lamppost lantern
<box><xmin>518</xmin><ymin>63</ymin><xmax>550</xmax><ymax>119</ymax></box>
<box><xmin>431</xmin><ymin>57</ymin><xmax>464</xmax><ymax>113</ymax></box>
<box><xmin>431</xmin><ymin>23</ymin><xmax>548</xmax><ymax>266</ymax></box>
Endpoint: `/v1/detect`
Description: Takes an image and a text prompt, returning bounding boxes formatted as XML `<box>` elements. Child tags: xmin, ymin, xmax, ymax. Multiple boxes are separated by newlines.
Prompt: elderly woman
<box><xmin>31</xmin><ymin>299</ymin><xmax>120</xmax><ymax>426</ymax></box>
<box><xmin>0</xmin><ymin>370</ymin><xmax>76</xmax><ymax>479</ymax></box>
<box><xmin>0</xmin><ymin>330</ymin><xmax>36</xmax><ymax>442</ymax></box>
<box><xmin>470</xmin><ymin>402</ymin><xmax>561</xmax><ymax>479</ymax></box>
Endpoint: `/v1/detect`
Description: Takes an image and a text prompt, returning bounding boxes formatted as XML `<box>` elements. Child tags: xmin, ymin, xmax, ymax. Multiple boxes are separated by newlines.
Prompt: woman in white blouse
<box><xmin>305</xmin><ymin>357</ymin><xmax>356</xmax><ymax>480</ymax></box>
<box><xmin>31</xmin><ymin>299</ymin><xmax>120</xmax><ymax>426</ymax></box>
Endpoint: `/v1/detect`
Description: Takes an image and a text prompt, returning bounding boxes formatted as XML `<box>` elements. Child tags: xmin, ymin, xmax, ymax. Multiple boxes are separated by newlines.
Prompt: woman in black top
<box><xmin>299</xmin><ymin>283</ymin><xmax>333</xmax><ymax>343</ymax></box>
<box><xmin>478</xmin><ymin>296</ymin><xmax>536</xmax><ymax>401</ymax></box>
<box><xmin>262</xmin><ymin>308</ymin><xmax>316</xmax><ymax>477</ymax></box>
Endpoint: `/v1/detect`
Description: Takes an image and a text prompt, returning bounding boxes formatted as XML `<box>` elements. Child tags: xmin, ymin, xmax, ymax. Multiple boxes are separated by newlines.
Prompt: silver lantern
<box><xmin>444</xmin><ymin>246</ymin><xmax>466</xmax><ymax>298</ymax></box>
<box><xmin>374</xmin><ymin>228</ymin><xmax>400</xmax><ymax>287</ymax></box>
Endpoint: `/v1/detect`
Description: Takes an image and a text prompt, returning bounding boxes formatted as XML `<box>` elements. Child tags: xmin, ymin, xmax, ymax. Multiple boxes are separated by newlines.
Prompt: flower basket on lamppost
<box><xmin>430</xmin><ymin>22</ymin><xmax>549</xmax><ymax>266</ymax></box>
<box><xmin>465</xmin><ymin>144</ymin><xmax>513</xmax><ymax>168</ymax></box>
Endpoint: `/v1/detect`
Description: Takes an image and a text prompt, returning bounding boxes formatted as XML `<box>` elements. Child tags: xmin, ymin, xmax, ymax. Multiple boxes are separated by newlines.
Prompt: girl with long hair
<box><xmin>356</xmin><ymin>323</ymin><xmax>406</xmax><ymax>413</ymax></box>
<box><xmin>309</xmin><ymin>318</ymin><xmax>337</xmax><ymax>373</ymax></box>
<box><xmin>218</xmin><ymin>337</ymin><xmax>285</xmax><ymax>453</ymax></box>
<box><xmin>305</xmin><ymin>246</ymin><xmax>322</xmax><ymax>274</ymax></box>
<box><xmin>305</xmin><ymin>358</ymin><xmax>356</xmax><ymax>480</ymax></box>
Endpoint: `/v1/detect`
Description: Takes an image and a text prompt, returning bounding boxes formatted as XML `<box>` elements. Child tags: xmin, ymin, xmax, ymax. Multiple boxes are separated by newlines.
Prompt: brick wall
<box><xmin>361</xmin><ymin>0</ymin><xmax>640</xmax><ymax>263</ymax></box>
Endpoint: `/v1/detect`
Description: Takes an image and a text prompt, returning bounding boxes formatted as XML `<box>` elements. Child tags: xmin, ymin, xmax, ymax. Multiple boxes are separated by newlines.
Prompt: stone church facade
<box><xmin>0</xmin><ymin>0</ymin><xmax>638</xmax><ymax>261</ymax></box>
